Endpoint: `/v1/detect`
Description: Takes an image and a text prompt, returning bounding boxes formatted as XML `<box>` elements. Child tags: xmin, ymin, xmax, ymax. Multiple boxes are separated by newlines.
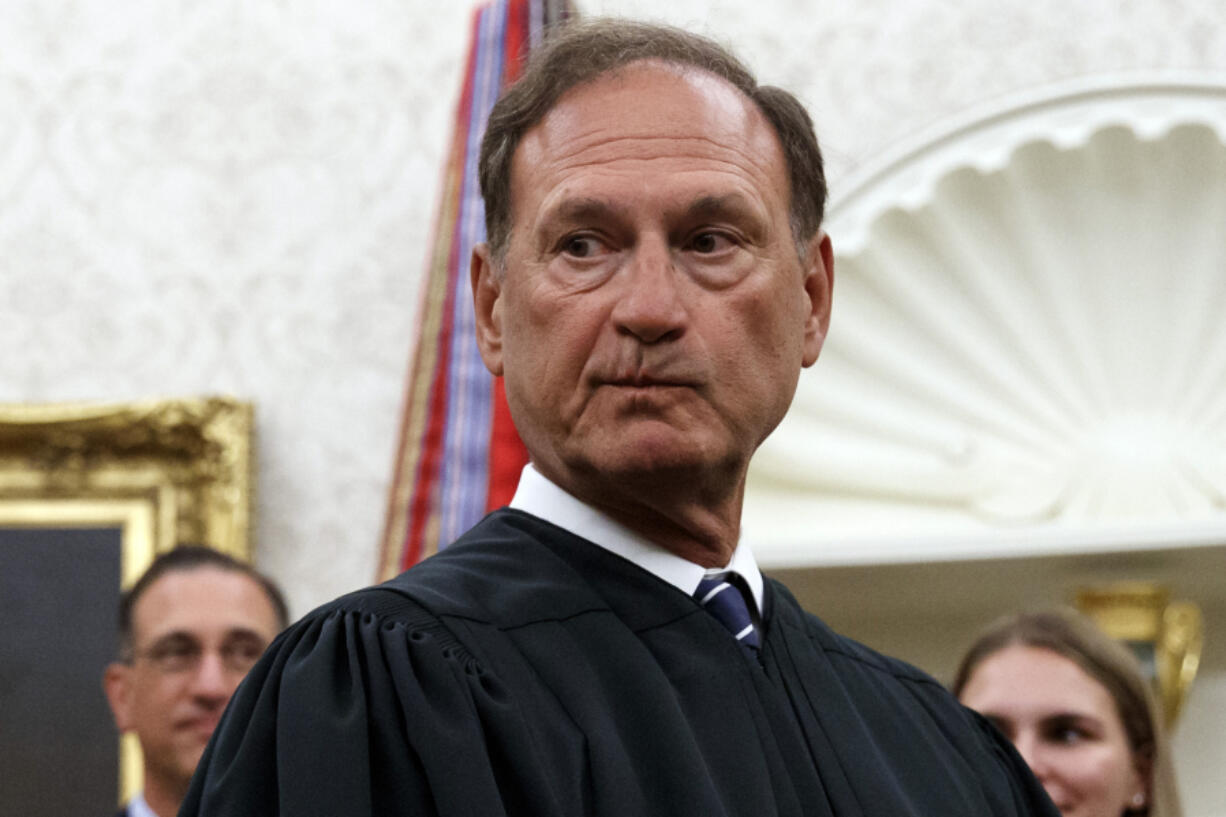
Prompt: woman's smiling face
<box><xmin>959</xmin><ymin>644</ymin><xmax>1148</xmax><ymax>817</ymax></box>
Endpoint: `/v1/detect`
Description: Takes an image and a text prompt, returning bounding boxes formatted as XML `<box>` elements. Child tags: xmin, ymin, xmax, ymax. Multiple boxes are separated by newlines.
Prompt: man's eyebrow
<box><xmin>143</xmin><ymin>627</ymin><xmax>270</xmax><ymax>648</ymax></box>
<box><xmin>134</xmin><ymin>630</ymin><xmax>199</xmax><ymax>655</ymax></box>
<box><xmin>683</xmin><ymin>194</ymin><xmax>759</xmax><ymax>220</ymax></box>
<box><xmin>682</xmin><ymin>194</ymin><xmax>770</xmax><ymax>241</ymax></box>
<box><xmin>222</xmin><ymin>628</ymin><xmax>272</xmax><ymax>644</ymax></box>
<box><xmin>544</xmin><ymin>194</ymin><xmax>762</xmax><ymax>222</ymax></box>
<box><xmin>541</xmin><ymin>197</ymin><xmax>627</xmax><ymax>225</ymax></box>
<box><xmin>147</xmin><ymin>630</ymin><xmax>198</xmax><ymax>646</ymax></box>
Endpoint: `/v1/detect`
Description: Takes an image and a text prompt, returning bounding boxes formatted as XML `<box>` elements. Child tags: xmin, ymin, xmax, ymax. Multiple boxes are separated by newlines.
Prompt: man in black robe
<box><xmin>183</xmin><ymin>19</ymin><xmax>1058</xmax><ymax>817</ymax></box>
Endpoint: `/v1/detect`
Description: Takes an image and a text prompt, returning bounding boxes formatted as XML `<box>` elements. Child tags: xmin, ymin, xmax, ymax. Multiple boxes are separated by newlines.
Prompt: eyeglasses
<box><xmin>126</xmin><ymin>634</ymin><xmax>268</xmax><ymax>675</ymax></box>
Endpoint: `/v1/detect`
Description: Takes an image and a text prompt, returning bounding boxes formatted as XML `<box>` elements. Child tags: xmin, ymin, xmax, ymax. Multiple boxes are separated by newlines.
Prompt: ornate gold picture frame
<box><xmin>1076</xmin><ymin>582</ymin><xmax>1204</xmax><ymax>728</ymax></box>
<box><xmin>0</xmin><ymin>396</ymin><xmax>254</xmax><ymax>806</ymax></box>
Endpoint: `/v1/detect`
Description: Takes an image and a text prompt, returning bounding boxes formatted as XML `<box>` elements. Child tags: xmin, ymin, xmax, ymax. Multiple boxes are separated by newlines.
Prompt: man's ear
<box><xmin>801</xmin><ymin>230</ymin><xmax>834</xmax><ymax>368</ymax></box>
<box><xmin>471</xmin><ymin>242</ymin><xmax>505</xmax><ymax>376</ymax></box>
<box><xmin>103</xmin><ymin>662</ymin><xmax>133</xmax><ymax>733</ymax></box>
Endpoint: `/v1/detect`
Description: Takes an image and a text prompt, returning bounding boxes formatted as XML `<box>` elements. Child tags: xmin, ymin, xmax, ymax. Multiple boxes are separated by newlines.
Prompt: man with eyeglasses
<box><xmin>102</xmin><ymin>546</ymin><xmax>287</xmax><ymax>817</ymax></box>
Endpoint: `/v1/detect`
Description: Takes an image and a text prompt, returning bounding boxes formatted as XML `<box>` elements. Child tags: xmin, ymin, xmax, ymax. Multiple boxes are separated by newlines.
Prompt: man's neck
<box><xmin>533</xmin><ymin>460</ymin><xmax>747</xmax><ymax>567</ymax></box>
<box><xmin>141</xmin><ymin>771</ymin><xmax>188</xmax><ymax>817</ymax></box>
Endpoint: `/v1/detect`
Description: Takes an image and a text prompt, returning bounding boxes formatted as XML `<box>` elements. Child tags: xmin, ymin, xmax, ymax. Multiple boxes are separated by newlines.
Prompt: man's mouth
<box><xmin>603</xmin><ymin>372</ymin><xmax>697</xmax><ymax>389</ymax></box>
<box><xmin>177</xmin><ymin>715</ymin><xmax>221</xmax><ymax>738</ymax></box>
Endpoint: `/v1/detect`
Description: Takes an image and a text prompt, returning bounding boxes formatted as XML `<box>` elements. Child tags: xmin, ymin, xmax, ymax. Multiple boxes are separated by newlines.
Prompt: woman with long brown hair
<box><xmin>953</xmin><ymin>608</ymin><xmax>1182</xmax><ymax>817</ymax></box>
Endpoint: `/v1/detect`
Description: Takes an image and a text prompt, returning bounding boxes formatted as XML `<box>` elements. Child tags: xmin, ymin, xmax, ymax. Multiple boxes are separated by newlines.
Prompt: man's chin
<box><xmin>171</xmin><ymin>735</ymin><xmax>212</xmax><ymax>778</ymax></box>
<box><xmin>565</xmin><ymin>440</ymin><xmax>731</xmax><ymax>489</ymax></box>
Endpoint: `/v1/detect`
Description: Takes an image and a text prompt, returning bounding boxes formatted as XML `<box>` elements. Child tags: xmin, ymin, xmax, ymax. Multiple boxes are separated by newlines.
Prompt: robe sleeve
<box><xmin>889</xmin><ymin>657</ymin><xmax>1060</xmax><ymax>816</ymax></box>
<box><xmin>179</xmin><ymin>589</ymin><xmax>563</xmax><ymax>817</ymax></box>
<box><xmin>964</xmin><ymin>707</ymin><xmax>1062</xmax><ymax>817</ymax></box>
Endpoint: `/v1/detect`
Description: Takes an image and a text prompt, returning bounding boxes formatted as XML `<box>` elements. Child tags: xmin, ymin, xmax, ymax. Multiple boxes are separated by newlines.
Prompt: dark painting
<box><xmin>0</xmin><ymin>527</ymin><xmax>122</xmax><ymax>815</ymax></box>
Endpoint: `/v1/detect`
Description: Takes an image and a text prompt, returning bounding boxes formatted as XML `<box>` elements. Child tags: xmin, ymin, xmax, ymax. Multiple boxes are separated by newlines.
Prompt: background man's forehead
<box><xmin>139</xmin><ymin>565</ymin><xmax>245</xmax><ymax>594</ymax></box>
<box><xmin>133</xmin><ymin>568</ymin><xmax>266</xmax><ymax>619</ymax></box>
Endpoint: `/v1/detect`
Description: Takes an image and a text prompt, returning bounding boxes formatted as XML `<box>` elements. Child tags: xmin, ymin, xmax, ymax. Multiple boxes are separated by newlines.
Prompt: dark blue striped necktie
<box><xmin>694</xmin><ymin>572</ymin><xmax>761</xmax><ymax>651</ymax></box>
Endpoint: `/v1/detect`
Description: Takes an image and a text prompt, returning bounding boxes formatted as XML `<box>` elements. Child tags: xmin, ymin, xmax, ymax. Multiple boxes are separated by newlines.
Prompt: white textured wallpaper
<box><xmin>2</xmin><ymin>0</ymin><xmax>1225</xmax><ymax>619</ymax></box>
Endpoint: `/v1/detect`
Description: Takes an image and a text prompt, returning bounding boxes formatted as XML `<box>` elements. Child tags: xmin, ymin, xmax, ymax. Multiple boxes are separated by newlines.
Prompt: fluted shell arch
<box><xmin>745</xmin><ymin>77</ymin><xmax>1226</xmax><ymax>567</ymax></box>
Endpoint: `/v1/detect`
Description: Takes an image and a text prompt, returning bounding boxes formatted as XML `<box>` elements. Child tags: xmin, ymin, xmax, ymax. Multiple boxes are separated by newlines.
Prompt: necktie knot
<box><xmin>694</xmin><ymin>572</ymin><xmax>761</xmax><ymax>651</ymax></box>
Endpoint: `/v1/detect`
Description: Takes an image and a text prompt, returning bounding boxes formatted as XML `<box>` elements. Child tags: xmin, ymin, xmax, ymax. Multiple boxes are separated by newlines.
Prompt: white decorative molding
<box><xmin>746</xmin><ymin>76</ymin><xmax>1226</xmax><ymax>567</ymax></box>
<box><xmin>830</xmin><ymin>75</ymin><xmax>1226</xmax><ymax>250</ymax></box>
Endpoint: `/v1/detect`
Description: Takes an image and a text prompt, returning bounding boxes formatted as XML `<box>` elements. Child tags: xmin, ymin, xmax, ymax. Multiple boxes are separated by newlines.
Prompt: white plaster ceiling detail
<box><xmin>746</xmin><ymin>78</ymin><xmax>1226</xmax><ymax>566</ymax></box>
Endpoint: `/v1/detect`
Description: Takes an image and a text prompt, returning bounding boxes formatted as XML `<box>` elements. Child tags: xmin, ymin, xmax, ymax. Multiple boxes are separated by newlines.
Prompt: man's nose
<box><xmin>611</xmin><ymin>236</ymin><xmax>687</xmax><ymax>343</ymax></box>
<box><xmin>189</xmin><ymin>650</ymin><xmax>237</xmax><ymax>703</ymax></box>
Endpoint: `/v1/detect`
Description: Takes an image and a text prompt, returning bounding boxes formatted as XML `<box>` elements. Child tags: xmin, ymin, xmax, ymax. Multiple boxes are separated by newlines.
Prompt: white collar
<box><xmin>509</xmin><ymin>463</ymin><xmax>764</xmax><ymax>615</ymax></box>
<box><xmin>127</xmin><ymin>792</ymin><xmax>160</xmax><ymax>817</ymax></box>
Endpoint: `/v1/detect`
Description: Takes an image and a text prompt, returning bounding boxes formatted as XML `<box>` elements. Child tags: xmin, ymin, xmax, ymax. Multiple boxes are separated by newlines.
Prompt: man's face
<box><xmin>104</xmin><ymin>567</ymin><xmax>282</xmax><ymax>793</ymax></box>
<box><xmin>473</xmin><ymin>62</ymin><xmax>832</xmax><ymax>497</ymax></box>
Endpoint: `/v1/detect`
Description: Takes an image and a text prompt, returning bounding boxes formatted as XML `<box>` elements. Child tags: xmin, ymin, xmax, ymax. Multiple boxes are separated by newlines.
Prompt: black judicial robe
<box><xmin>182</xmin><ymin>509</ymin><xmax>1057</xmax><ymax>817</ymax></box>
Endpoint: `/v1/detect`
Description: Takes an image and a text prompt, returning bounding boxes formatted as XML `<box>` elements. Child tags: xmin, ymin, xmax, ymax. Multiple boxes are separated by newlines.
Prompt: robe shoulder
<box><xmin>180</xmin><ymin>512</ymin><xmax>586</xmax><ymax>817</ymax></box>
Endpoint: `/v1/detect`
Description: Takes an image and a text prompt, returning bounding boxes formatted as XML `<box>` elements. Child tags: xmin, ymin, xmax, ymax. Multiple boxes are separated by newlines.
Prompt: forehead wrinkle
<box><xmin>520</xmin><ymin>138</ymin><xmax>790</xmax><ymax>232</ymax></box>
<box><xmin>510</xmin><ymin>65</ymin><xmax>793</xmax><ymax>248</ymax></box>
<box><xmin>531</xmin><ymin>152</ymin><xmax>781</xmax><ymax>209</ymax></box>
<box><xmin>534</xmin><ymin>178</ymin><xmax>774</xmax><ymax>237</ymax></box>
<box><xmin>534</xmin><ymin>189</ymin><xmax>769</xmax><ymax>230</ymax></box>
<box><xmin>533</xmin><ymin>131</ymin><xmax>780</xmax><ymax>180</ymax></box>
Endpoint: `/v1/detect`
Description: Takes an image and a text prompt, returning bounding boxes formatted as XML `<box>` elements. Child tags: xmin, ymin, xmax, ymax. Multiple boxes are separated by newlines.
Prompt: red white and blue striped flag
<box><xmin>379</xmin><ymin>0</ymin><xmax>573</xmax><ymax>579</ymax></box>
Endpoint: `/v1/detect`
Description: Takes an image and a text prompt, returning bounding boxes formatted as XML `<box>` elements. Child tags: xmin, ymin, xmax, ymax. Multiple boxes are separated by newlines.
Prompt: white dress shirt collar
<box><xmin>127</xmin><ymin>792</ymin><xmax>159</xmax><ymax>817</ymax></box>
<box><xmin>509</xmin><ymin>463</ymin><xmax>764</xmax><ymax>615</ymax></box>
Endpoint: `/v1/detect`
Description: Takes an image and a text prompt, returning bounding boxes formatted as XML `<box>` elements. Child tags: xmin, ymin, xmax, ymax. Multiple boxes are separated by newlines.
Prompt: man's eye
<box><xmin>154</xmin><ymin>642</ymin><xmax>197</xmax><ymax>660</ymax></box>
<box><xmin>143</xmin><ymin>639</ymin><xmax>201</xmax><ymax>670</ymax></box>
<box><xmin>688</xmin><ymin>231</ymin><xmax>734</xmax><ymax>254</ymax></box>
<box><xmin>222</xmin><ymin>641</ymin><xmax>266</xmax><ymax>669</ymax></box>
<box><xmin>562</xmin><ymin>236</ymin><xmax>604</xmax><ymax>258</ymax></box>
